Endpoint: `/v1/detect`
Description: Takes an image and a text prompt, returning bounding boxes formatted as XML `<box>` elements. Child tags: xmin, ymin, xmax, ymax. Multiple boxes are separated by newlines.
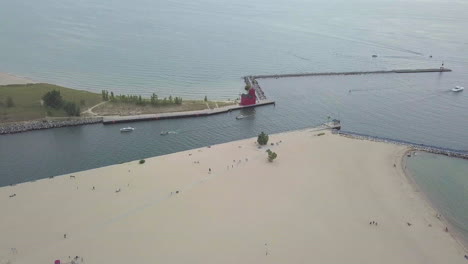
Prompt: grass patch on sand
<box><xmin>0</xmin><ymin>83</ymin><xmax>102</xmax><ymax>122</ymax></box>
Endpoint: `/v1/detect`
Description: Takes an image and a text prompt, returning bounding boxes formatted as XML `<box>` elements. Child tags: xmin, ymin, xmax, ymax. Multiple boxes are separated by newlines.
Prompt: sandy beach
<box><xmin>0</xmin><ymin>129</ymin><xmax>466</xmax><ymax>264</ymax></box>
<box><xmin>0</xmin><ymin>72</ymin><xmax>34</xmax><ymax>85</ymax></box>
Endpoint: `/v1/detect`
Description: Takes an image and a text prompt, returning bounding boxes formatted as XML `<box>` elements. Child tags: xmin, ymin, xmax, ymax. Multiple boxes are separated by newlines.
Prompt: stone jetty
<box><xmin>248</xmin><ymin>68</ymin><xmax>452</xmax><ymax>80</ymax></box>
<box><xmin>103</xmin><ymin>100</ymin><xmax>275</xmax><ymax>124</ymax></box>
<box><xmin>0</xmin><ymin>117</ymin><xmax>103</xmax><ymax>135</ymax></box>
<box><xmin>336</xmin><ymin>130</ymin><xmax>468</xmax><ymax>160</ymax></box>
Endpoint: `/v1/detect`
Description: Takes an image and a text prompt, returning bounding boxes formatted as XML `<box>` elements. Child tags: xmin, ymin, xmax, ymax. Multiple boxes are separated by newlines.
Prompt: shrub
<box><xmin>6</xmin><ymin>96</ymin><xmax>14</xmax><ymax>107</ymax></box>
<box><xmin>63</xmin><ymin>101</ymin><xmax>80</xmax><ymax>116</ymax></box>
<box><xmin>139</xmin><ymin>159</ymin><xmax>145</xmax><ymax>164</ymax></box>
<box><xmin>42</xmin><ymin>90</ymin><xmax>63</xmax><ymax>109</ymax></box>
<box><xmin>80</xmin><ymin>99</ymin><xmax>86</xmax><ymax>106</ymax></box>
<box><xmin>257</xmin><ymin>132</ymin><xmax>269</xmax><ymax>145</ymax></box>
<box><xmin>317</xmin><ymin>132</ymin><xmax>325</xmax><ymax>136</ymax></box>
<box><xmin>266</xmin><ymin>149</ymin><xmax>277</xmax><ymax>162</ymax></box>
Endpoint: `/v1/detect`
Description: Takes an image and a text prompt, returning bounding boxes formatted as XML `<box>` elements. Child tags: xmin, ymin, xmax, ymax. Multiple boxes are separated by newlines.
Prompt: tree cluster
<box><xmin>42</xmin><ymin>90</ymin><xmax>63</xmax><ymax>109</ymax></box>
<box><xmin>105</xmin><ymin>90</ymin><xmax>183</xmax><ymax>107</ymax></box>
<box><xmin>257</xmin><ymin>131</ymin><xmax>269</xmax><ymax>145</ymax></box>
<box><xmin>63</xmin><ymin>101</ymin><xmax>81</xmax><ymax>116</ymax></box>
<box><xmin>266</xmin><ymin>149</ymin><xmax>277</xmax><ymax>162</ymax></box>
<box><xmin>6</xmin><ymin>96</ymin><xmax>14</xmax><ymax>107</ymax></box>
<box><xmin>42</xmin><ymin>90</ymin><xmax>80</xmax><ymax>116</ymax></box>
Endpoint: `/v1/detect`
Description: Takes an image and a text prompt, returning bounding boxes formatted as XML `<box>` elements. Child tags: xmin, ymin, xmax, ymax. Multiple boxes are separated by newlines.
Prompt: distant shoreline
<box><xmin>0</xmin><ymin>80</ymin><xmax>240</xmax><ymax>134</ymax></box>
<box><xmin>402</xmin><ymin>151</ymin><xmax>468</xmax><ymax>251</ymax></box>
<box><xmin>0</xmin><ymin>72</ymin><xmax>35</xmax><ymax>85</ymax></box>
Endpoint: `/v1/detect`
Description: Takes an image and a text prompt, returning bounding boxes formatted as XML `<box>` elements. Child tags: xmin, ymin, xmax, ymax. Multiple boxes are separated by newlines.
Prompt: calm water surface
<box><xmin>407</xmin><ymin>153</ymin><xmax>468</xmax><ymax>247</ymax></box>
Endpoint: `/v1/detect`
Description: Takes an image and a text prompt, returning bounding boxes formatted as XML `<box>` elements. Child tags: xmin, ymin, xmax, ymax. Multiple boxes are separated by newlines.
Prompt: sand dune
<box><xmin>0</xmin><ymin>129</ymin><xmax>466</xmax><ymax>264</ymax></box>
<box><xmin>0</xmin><ymin>72</ymin><xmax>34</xmax><ymax>85</ymax></box>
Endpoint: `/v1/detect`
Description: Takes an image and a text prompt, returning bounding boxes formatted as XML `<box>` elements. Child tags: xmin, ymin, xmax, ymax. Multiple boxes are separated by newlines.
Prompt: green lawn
<box><xmin>0</xmin><ymin>83</ymin><xmax>102</xmax><ymax>122</ymax></box>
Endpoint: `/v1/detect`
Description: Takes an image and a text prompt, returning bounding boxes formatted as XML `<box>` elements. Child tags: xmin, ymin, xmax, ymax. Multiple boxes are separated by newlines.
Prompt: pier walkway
<box><xmin>248</xmin><ymin>68</ymin><xmax>451</xmax><ymax>80</ymax></box>
<box><xmin>103</xmin><ymin>100</ymin><xmax>275</xmax><ymax>124</ymax></box>
<box><xmin>245</xmin><ymin>76</ymin><xmax>266</xmax><ymax>100</ymax></box>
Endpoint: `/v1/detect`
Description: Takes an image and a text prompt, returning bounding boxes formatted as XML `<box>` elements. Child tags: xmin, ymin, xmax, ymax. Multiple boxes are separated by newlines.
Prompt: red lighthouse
<box><xmin>240</xmin><ymin>88</ymin><xmax>257</xmax><ymax>106</ymax></box>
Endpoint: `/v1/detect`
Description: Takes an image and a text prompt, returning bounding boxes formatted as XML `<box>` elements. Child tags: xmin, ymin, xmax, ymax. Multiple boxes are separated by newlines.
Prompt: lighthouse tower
<box><xmin>240</xmin><ymin>88</ymin><xmax>256</xmax><ymax>106</ymax></box>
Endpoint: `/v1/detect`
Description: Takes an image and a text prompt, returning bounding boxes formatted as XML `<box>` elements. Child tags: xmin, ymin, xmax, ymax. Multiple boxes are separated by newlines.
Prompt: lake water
<box><xmin>406</xmin><ymin>153</ymin><xmax>468</xmax><ymax>248</ymax></box>
<box><xmin>0</xmin><ymin>0</ymin><xmax>467</xmax><ymax>247</ymax></box>
<box><xmin>1</xmin><ymin>0</ymin><xmax>468</xmax><ymax>99</ymax></box>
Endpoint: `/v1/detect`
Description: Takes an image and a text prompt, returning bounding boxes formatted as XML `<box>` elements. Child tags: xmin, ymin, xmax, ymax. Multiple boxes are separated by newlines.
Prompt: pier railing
<box><xmin>336</xmin><ymin>130</ymin><xmax>468</xmax><ymax>160</ymax></box>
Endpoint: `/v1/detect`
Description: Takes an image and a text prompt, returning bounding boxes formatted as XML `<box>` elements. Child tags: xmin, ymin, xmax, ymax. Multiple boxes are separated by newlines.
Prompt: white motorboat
<box><xmin>120</xmin><ymin>127</ymin><xmax>135</xmax><ymax>132</ymax></box>
<box><xmin>452</xmin><ymin>86</ymin><xmax>464</xmax><ymax>92</ymax></box>
<box><xmin>236</xmin><ymin>114</ymin><xmax>245</xmax><ymax>120</ymax></box>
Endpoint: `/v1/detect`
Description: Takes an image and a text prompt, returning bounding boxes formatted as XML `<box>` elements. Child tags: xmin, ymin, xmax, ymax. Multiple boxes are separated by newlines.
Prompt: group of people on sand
<box><xmin>369</xmin><ymin>220</ymin><xmax>378</xmax><ymax>226</ymax></box>
<box><xmin>226</xmin><ymin>158</ymin><xmax>249</xmax><ymax>170</ymax></box>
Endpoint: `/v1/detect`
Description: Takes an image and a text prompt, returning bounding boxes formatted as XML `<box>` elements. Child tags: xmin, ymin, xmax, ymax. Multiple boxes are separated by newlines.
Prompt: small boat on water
<box><xmin>452</xmin><ymin>86</ymin><xmax>464</xmax><ymax>92</ymax></box>
<box><xmin>160</xmin><ymin>131</ymin><xmax>177</xmax><ymax>135</ymax></box>
<box><xmin>120</xmin><ymin>127</ymin><xmax>135</xmax><ymax>132</ymax></box>
<box><xmin>372</xmin><ymin>54</ymin><xmax>378</xmax><ymax>58</ymax></box>
<box><xmin>236</xmin><ymin>115</ymin><xmax>246</xmax><ymax>120</ymax></box>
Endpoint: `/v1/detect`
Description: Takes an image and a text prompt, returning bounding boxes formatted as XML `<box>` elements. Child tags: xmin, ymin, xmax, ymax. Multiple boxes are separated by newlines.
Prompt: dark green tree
<box><xmin>266</xmin><ymin>149</ymin><xmax>277</xmax><ymax>162</ymax></box>
<box><xmin>204</xmin><ymin>95</ymin><xmax>208</xmax><ymax>102</ymax></box>
<box><xmin>6</xmin><ymin>96</ymin><xmax>14</xmax><ymax>107</ymax></box>
<box><xmin>151</xmin><ymin>93</ymin><xmax>158</xmax><ymax>105</ymax></box>
<box><xmin>169</xmin><ymin>95</ymin><xmax>173</xmax><ymax>103</ymax></box>
<box><xmin>63</xmin><ymin>101</ymin><xmax>80</xmax><ymax>116</ymax></box>
<box><xmin>110</xmin><ymin>91</ymin><xmax>115</xmax><ymax>101</ymax></box>
<box><xmin>257</xmin><ymin>132</ymin><xmax>269</xmax><ymax>145</ymax></box>
<box><xmin>42</xmin><ymin>90</ymin><xmax>63</xmax><ymax>109</ymax></box>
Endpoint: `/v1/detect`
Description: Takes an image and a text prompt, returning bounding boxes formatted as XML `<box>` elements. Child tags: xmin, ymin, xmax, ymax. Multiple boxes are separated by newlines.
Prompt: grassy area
<box><xmin>94</xmin><ymin>100</ymin><xmax>236</xmax><ymax>116</ymax></box>
<box><xmin>0</xmin><ymin>82</ymin><xmax>237</xmax><ymax>122</ymax></box>
<box><xmin>0</xmin><ymin>83</ymin><xmax>102</xmax><ymax>122</ymax></box>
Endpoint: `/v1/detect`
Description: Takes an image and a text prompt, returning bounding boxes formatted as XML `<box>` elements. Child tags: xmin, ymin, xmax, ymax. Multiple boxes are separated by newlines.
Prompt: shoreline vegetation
<box><xmin>0</xmin><ymin>129</ymin><xmax>466</xmax><ymax>263</ymax></box>
<box><xmin>94</xmin><ymin>89</ymin><xmax>234</xmax><ymax>116</ymax></box>
<box><xmin>0</xmin><ymin>83</ymin><xmax>236</xmax><ymax>134</ymax></box>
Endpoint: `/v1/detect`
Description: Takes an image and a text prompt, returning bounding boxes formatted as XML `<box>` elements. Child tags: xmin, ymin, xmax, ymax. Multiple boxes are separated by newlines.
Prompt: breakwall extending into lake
<box><xmin>0</xmin><ymin>117</ymin><xmax>103</xmax><ymax>135</ymax></box>
<box><xmin>336</xmin><ymin>130</ymin><xmax>468</xmax><ymax>160</ymax></box>
<box><xmin>103</xmin><ymin>100</ymin><xmax>275</xmax><ymax>124</ymax></box>
<box><xmin>247</xmin><ymin>68</ymin><xmax>452</xmax><ymax>80</ymax></box>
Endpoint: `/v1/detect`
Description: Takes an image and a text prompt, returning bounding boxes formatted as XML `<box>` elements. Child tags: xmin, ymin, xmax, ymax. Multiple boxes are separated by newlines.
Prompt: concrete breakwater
<box><xmin>336</xmin><ymin>130</ymin><xmax>468</xmax><ymax>160</ymax></box>
<box><xmin>249</xmin><ymin>68</ymin><xmax>452</xmax><ymax>79</ymax></box>
<box><xmin>244</xmin><ymin>76</ymin><xmax>266</xmax><ymax>100</ymax></box>
<box><xmin>0</xmin><ymin>117</ymin><xmax>103</xmax><ymax>135</ymax></box>
<box><xmin>103</xmin><ymin>100</ymin><xmax>275</xmax><ymax>124</ymax></box>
